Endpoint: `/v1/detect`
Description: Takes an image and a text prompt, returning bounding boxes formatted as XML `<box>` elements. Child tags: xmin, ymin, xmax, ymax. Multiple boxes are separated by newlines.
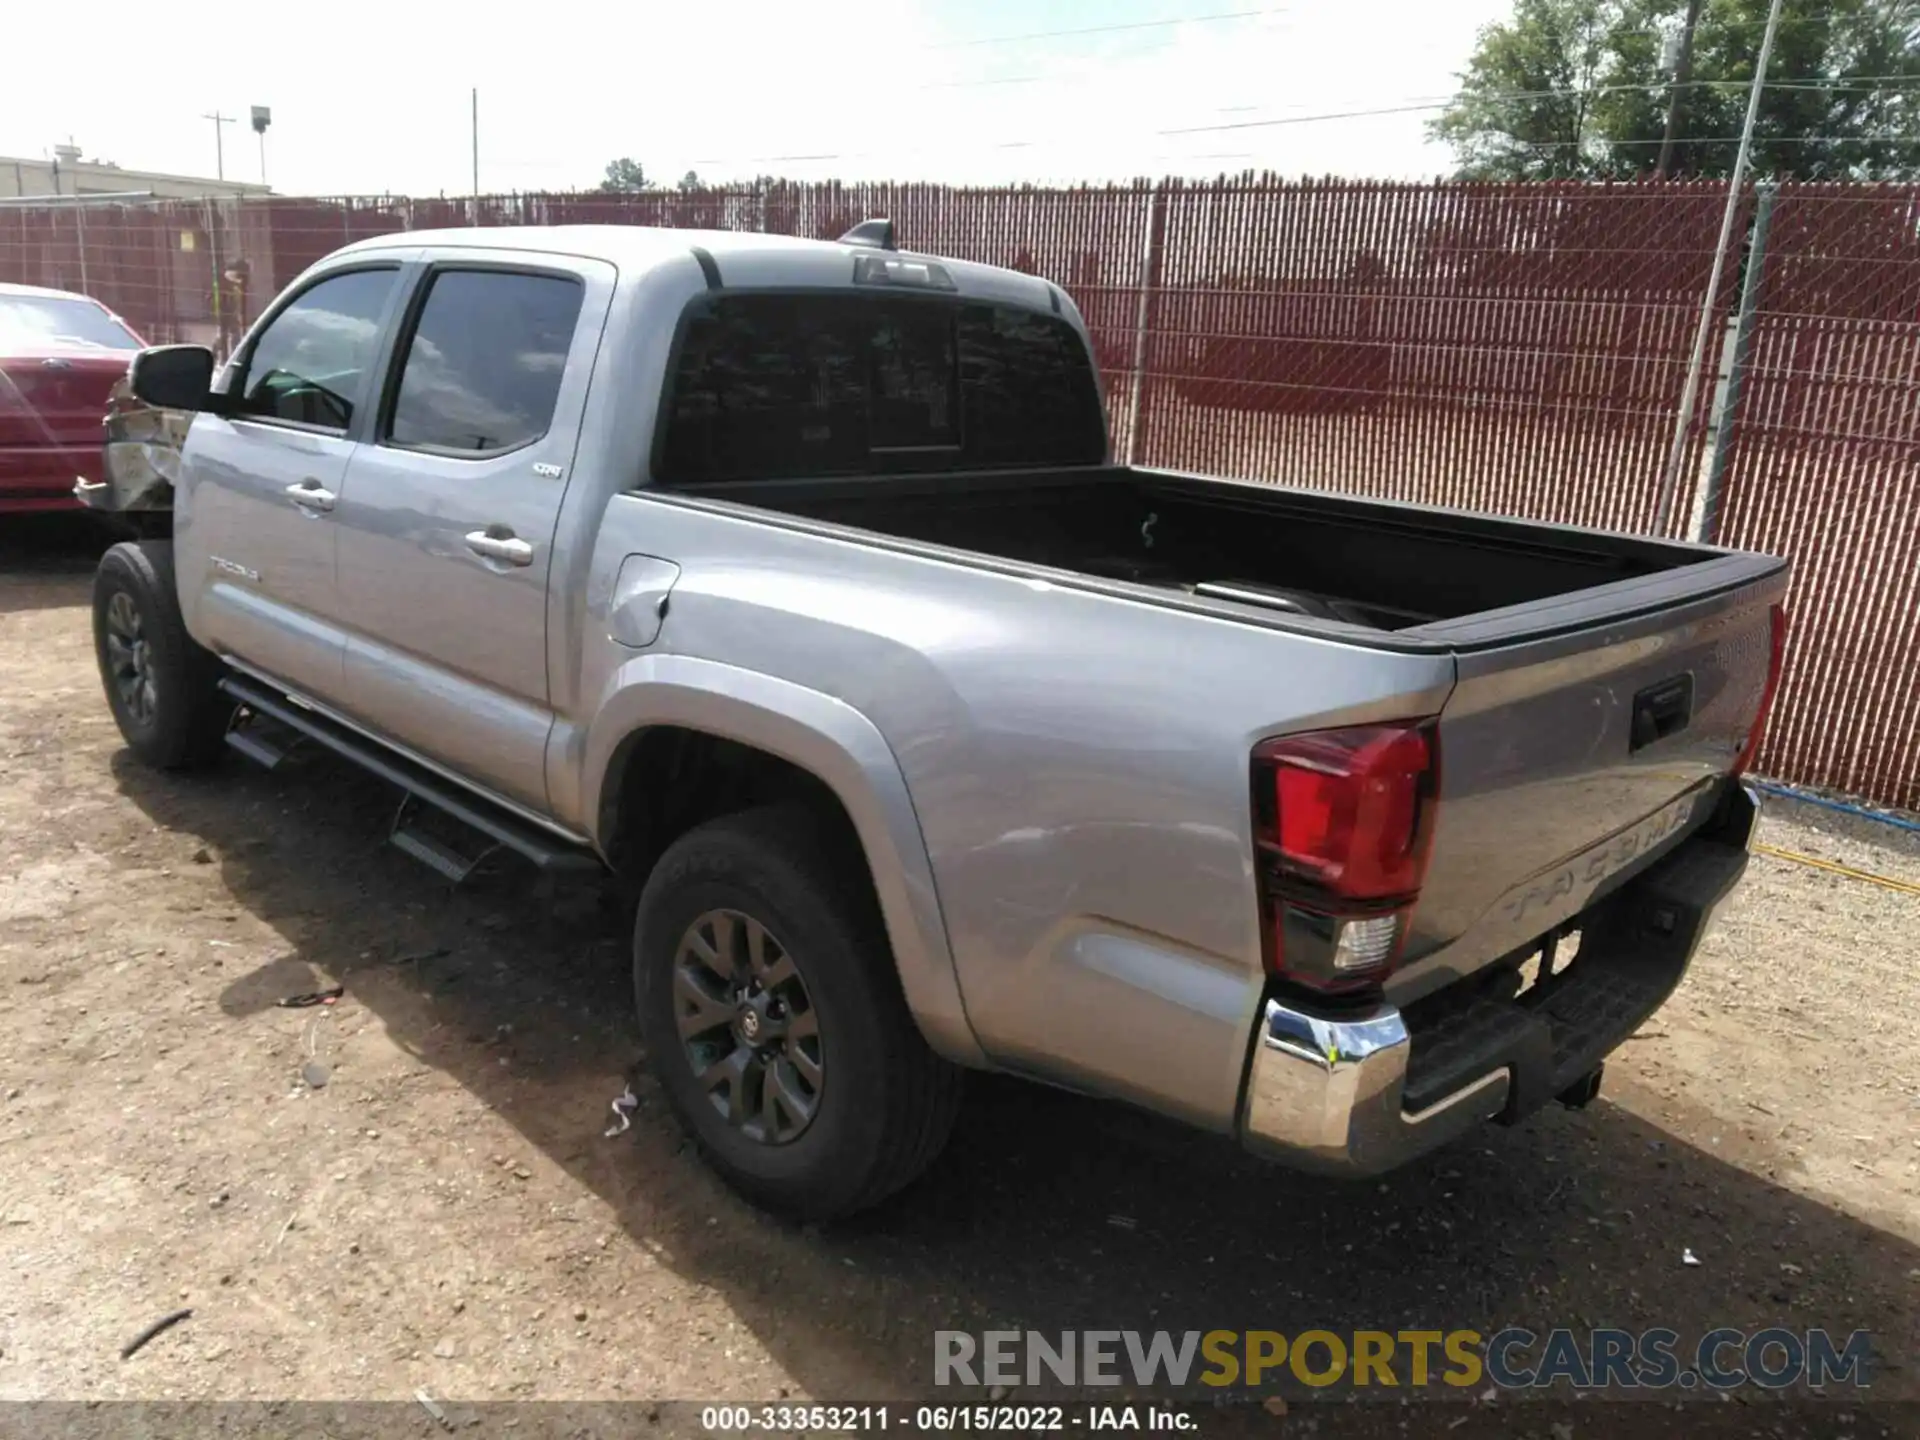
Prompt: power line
<box><xmin>680</xmin><ymin>72</ymin><xmax>1920</xmax><ymax>173</ymax></box>
<box><xmin>1484</xmin><ymin>133</ymin><xmax>1920</xmax><ymax>149</ymax></box>
<box><xmin>935</xmin><ymin>70</ymin><xmax>1920</xmax><ymax>115</ymax></box>
<box><xmin>686</xmin><ymin>120</ymin><xmax>1920</xmax><ymax>174</ymax></box>
<box><xmin>1161</xmin><ymin>76</ymin><xmax>1920</xmax><ymax>137</ymax></box>
<box><xmin>1481</xmin><ymin>74</ymin><xmax>1920</xmax><ymax>97</ymax></box>
<box><xmin>923</xmin><ymin>75</ymin><xmax>1045</xmax><ymax>90</ymax></box>
<box><xmin>680</xmin><ymin>62</ymin><xmax>1920</xmax><ymax>169</ymax></box>
<box><xmin>929</xmin><ymin>6</ymin><xmax>1286</xmax><ymax>50</ymax></box>
<box><xmin>1733</xmin><ymin>74</ymin><xmax>1920</xmax><ymax>89</ymax></box>
<box><xmin>1161</xmin><ymin>102</ymin><xmax>1448</xmax><ymax>136</ymax></box>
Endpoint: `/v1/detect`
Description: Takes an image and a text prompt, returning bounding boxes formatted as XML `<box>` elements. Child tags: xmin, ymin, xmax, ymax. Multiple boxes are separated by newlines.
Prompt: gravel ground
<box><xmin>0</xmin><ymin>517</ymin><xmax>1915</xmax><ymax>1435</ymax></box>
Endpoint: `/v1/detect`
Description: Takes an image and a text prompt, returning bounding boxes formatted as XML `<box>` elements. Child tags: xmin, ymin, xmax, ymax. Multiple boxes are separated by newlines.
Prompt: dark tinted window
<box><xmin>388</xmin><ymin>270</ymin><xmax>584</xmax><ymax>454</ymax></box>
<box><xmin>657</xmin><ymin>293</ymin><xmax>1104</xmax><ymax>484</ymax></box>
<box><xmin>237</xmin><ymin>268</ymin><xmax>397</xmax><ymax>429</ymax></box>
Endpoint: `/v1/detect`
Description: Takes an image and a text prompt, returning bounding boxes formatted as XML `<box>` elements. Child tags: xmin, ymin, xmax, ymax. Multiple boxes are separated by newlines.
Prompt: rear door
<box><xmin>176</xmin><ymin>263</ymin><xmax>407</xmax><ymax>699</ymax></box>
<box><xmin>328</xmin><ymin>254</ymin><xmax>610</xmax><ymax>813</ymax></box>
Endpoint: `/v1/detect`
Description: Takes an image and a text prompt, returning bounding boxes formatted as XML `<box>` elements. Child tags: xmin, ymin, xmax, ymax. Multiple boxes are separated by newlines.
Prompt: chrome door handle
<box><xmin>465</xmin><ymin>530</ymin><xmax>534</xmax><ymax>567</ymax></box>
<box><xmin>285</xmin><ymin>480</ymin><xmax>336</xmax><ymax>512</ymax></box>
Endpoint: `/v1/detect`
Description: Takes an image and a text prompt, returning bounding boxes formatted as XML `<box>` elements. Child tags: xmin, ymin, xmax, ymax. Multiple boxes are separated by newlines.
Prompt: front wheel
<box><xmin>92</xmin><ymin>541</ymin><xmax>229</xmax><ymax>771</ymax></box>
<box><xmin>634</xmin><ymin>806</ymin><xmax>963</xmax><ymax>1220</ymax></box>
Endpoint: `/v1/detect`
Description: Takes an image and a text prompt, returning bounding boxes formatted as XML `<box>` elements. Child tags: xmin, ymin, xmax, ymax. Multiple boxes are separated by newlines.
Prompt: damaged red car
<box><xmin>0</xmin><ymin>282</ymin><xmax>145</xmax><ymax>514</ymax></box>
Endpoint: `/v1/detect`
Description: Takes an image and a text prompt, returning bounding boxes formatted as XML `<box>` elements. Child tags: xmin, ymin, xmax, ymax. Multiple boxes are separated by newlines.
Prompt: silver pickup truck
<box><xmin>86</xmin><ymin>222</ymin><xmax>1789</xmax><ymax>1219</ymax></box>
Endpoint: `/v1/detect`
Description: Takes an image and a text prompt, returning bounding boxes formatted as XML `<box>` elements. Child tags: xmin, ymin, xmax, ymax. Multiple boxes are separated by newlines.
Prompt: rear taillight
<box><xmin>1252</xmin><ymin>721</ymin><xmax>1439</xmax><ymax>994</ymax></box>
<box><xmin>1731</xmin><ymin>604</ymin><xmax>1788</xmax><ymax>779</ymax></box>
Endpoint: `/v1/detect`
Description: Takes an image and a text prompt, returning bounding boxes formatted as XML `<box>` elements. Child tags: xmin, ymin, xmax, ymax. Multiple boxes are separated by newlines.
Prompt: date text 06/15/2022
<box><xmin>700</xmin><ymin>1405</ymin><xmax>1195</xmax><ymax>1432</ymax></box>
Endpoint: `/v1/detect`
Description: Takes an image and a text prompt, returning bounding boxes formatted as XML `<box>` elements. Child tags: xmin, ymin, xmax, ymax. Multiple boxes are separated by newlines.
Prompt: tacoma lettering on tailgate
<box><xmin>1501</xmin><ymin>796</ymin><xmax>1699</xmax><ymax>927</ymax></box>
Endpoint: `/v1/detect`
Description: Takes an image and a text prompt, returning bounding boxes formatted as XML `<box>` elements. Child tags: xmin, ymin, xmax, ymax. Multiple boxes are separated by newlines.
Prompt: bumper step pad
<box><xmin>1401</xmin><ymin>839</ymin><xmax>1749</xmax><ymax>1121</ymax></box>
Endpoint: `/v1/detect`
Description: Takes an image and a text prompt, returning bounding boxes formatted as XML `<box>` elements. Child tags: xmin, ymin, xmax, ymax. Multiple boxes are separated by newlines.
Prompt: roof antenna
<box><xmin>837</xmin><ymin>218</ymin><xmax>896</xmax><ymax>250</ymax></box>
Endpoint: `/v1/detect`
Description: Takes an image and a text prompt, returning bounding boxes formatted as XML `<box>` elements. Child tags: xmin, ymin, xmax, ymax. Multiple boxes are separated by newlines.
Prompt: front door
<box><xmin>329</xmin><ymin>257</ymin><xmax>609</xmax><ymax>813</ymax></box>
<box><xmin>175</xmin><ymin>264</ymin><xmax>405</xmax><ymax>699</ymax></box>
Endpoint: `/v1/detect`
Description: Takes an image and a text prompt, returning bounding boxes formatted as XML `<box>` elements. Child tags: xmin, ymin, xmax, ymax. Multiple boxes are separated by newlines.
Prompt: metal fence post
<box><xmin>1123</xmin><ymin>183</ymin><xmax>1166</xmax><ymax>466</ymax></box>
<box><xmin>1695</xmin><ymin>183</ymin><xmax>1776</xmax><ymax>543</ymax></box>
<box><xmin>73</xmin><ymin>203</ymin><xmax>88</xmax><ymax>295</ymax></box>
<box><xmin>203</xmin><ymin>197</ymin><xmax>224</xmax><ymax>361</ymax></box>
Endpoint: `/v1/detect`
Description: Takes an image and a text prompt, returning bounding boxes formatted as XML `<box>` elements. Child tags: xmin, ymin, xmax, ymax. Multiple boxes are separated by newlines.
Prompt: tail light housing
<box><xmin>1251</xmin><ymin>721</ymin><xmax>1439</xmax><ymax>995</ymax></box>
<box><xmin>1730</xmin><ymin>603</ymin><xmax>1788</xmax><ymax>779</ymax></box>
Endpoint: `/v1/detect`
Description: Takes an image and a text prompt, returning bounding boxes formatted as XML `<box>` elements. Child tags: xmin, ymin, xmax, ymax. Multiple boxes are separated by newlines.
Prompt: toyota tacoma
<box><xmin>85</xmin><ymin>221</ymin><xmax>1788</xmax><ymax>1218</ymax></box>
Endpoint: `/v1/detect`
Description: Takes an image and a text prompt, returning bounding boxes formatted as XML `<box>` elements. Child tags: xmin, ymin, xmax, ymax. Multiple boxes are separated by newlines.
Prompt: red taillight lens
<box><xmin>1253</xmin><ymin>721</ymin><xmax>1439</xmax><ymax>994</ymax></box>
<box><xmin>1261</xmin><ymin>724</ymin><xmax>1435</xmax><ymax>899</ymax></box>
<box><xmin>1731</xmin><ymin>604</ymin><xmax>1787</xmax><ymax>779</ymax></box>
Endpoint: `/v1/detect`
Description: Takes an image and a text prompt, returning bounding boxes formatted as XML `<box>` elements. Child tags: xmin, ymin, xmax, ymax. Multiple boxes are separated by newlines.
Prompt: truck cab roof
<box><xmin>333</xmin><ymin>223</ymin><xmax>1069</xmax><ymax>316</ymax></box>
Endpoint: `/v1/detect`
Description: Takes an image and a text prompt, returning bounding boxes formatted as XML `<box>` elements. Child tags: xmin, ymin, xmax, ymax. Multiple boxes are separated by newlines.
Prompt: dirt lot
<box><xmin>1</xmin><ymin>517</ymin><xmax>1916</xmax><ymax>1426</ymax></box>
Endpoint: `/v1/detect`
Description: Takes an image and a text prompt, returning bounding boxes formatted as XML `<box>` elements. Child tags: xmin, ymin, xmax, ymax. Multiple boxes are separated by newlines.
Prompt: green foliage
<box><xmin>598</xmin><ymin>157</ymin><xmax>653</xmax><ymax>193</ymax></box>
<box><xmin>1432</xmin><ymin>0</ymin><xmax>1920</xmax><ymax>179</ymax></box>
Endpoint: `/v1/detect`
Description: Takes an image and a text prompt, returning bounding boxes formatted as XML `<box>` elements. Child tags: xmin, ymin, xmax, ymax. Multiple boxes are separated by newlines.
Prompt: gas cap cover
<box><xmin>608</xmin><ymin>554</ymin><xmax>681</xmax><ymax>649</ymax></box>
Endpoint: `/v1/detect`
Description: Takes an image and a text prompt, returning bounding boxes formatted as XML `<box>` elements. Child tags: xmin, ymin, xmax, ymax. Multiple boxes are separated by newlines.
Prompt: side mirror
<box><xmin>128</xmin><ymin>345</ymin><xmax>216</xmax><ymax>412</ymax></box>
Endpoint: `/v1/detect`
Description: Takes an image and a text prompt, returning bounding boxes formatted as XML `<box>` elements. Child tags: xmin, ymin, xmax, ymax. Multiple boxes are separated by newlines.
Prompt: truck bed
<box><xmin>659</xmin><ymin>463</ymin><xmax>1787</xmax><ymax>1010</ymax></box>
<box><xmin>682</xmin><ymin>465</ymin><xmax>1776</xmax><ymax>649</ymax></box>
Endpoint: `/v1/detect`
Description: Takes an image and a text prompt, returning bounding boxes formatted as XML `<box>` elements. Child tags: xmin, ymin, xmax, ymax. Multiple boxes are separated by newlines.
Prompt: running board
<box><xmin>224</xmin><ymin>710</ymin><xmax>303</xmax><ymax>770</ymax></box>
<box><xmin>389</xmin><ymin>792</ymin><xmax>498</xmax><ymax>884</ymax></box>
<box><xmin>218</xmin><ymin>675</ymin><xmax>601</xmax><ymax>877</ymax></box>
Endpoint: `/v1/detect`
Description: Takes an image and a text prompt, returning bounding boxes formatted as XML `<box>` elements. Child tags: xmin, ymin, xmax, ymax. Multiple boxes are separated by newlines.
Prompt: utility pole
<box><xmin>1654</xmin><ymin>0</ymin><xmax>1785</xmax><ymax>536</ymax></box>
<box><xmin>471</xmin><ymin>88</ymin><xmax>480</xmax><ymax>199</ymax></box>
<box><xmin>202</xmin><ymin>111</ymin><xmax>234</xmax><ymax>181</ymax></box>
<box><xmin>1656</xmin><ymin>0</ymin><xmax>1706</xmax><ymax>179</ymax></box>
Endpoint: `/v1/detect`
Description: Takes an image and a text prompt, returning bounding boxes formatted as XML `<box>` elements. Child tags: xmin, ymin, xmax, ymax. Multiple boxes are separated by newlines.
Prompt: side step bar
<box><xmin>219</xmin><ymin>675</ymin><xmax>601</xmax><ymax>877</ymax></box>
<box><xmin>224</xmin><ymin>715</ymin><xmax>300</xmax><ymax>770</ymax></box>
<box><xmin>389</xmin><ymin>792</ymin><xmax>498</xmax><ymax>884</ymax></box>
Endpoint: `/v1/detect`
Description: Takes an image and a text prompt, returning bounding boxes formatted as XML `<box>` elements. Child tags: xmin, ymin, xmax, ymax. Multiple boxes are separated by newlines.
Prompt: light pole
<box><xmin>251</xmin><ymin>106</ymin><xmax>272</xmax><ymax>187</ymax></box>
<box><xmin>1654</xmin><ymin>0</ymin><xmax>1786</xmax><ymax>537</ymax></box>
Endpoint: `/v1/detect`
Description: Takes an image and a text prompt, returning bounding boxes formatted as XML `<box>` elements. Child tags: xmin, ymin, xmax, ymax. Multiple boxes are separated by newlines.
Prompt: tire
<box><xmin>634</xmin><ymin>805</ymin><xmax>964</xmax><ymax>1220</ymax></box>
<box><xmin>92</xmin><ymin>540</ymin><xmax>229</xmax><ymax>771</ymax></box>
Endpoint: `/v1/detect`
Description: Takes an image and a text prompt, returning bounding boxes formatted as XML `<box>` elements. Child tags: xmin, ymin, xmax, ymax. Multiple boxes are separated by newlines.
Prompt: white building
<box><xmin>1</xmin><ymin>142</ymin><xmax>268</xmax><ymax>201</ymax></box>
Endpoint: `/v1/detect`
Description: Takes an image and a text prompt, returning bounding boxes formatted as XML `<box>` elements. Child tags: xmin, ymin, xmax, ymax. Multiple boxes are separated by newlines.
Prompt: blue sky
<box><xmin>1</xmin><ymin>0</ymin><xmax>1512</xmax><ymax>196</ymax></box>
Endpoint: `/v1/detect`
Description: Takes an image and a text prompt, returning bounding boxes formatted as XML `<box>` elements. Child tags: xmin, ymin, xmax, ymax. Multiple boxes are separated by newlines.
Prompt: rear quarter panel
<box><xmin>570</xmin><ymin>494</ymin><xmax>1456</xmax><ymax>1130</ymax></box>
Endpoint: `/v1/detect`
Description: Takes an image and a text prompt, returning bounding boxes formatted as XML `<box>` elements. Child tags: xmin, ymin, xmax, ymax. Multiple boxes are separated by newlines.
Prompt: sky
<box><xmin>0</xmin><ymin>0</ymin><xmax>1514</xmax><ymax>196</ymax></box>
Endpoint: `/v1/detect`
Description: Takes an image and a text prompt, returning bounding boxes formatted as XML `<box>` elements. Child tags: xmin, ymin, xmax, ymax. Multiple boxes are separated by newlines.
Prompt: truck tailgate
<box><xmin>1388</xmin><ymin>565</ymin><xmax>1787</xmax><ymax>1006</ymax></box>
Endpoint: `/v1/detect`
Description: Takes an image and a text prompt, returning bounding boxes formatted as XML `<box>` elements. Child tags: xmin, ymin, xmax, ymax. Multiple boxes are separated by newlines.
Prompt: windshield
<box><xmin>0</xmin><ymin>294</ymin><xmax>140</xmax><ymax>352</ymax></box>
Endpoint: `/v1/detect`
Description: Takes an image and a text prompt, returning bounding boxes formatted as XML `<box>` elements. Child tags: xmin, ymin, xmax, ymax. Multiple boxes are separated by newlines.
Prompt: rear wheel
<box><xmin>633</xmin><ymin>806</ymin><xmax>963</xmax><ymax>1219</ymax></box>
<box><xmin>92</xmin><ymin>541</ymin><xmax>229</xmax><ymax>771</ymax></box>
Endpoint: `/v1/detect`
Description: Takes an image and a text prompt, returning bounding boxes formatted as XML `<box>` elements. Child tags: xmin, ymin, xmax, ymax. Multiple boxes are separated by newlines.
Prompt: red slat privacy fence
<box><xmin>1</xmin><ymin>177</ymin><xmax>1912</xmax><ymax>809</ymax></box>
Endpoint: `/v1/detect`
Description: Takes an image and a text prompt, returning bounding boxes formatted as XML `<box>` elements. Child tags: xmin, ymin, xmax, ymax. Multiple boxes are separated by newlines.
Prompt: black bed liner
<box><xmin>640</xmin><ymin>464</ymin><xmax>1786</xmax><ymax>656</ymax></box>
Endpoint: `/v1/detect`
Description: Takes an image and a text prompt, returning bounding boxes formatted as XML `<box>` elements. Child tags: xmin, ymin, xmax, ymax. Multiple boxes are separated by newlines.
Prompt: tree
<box><xmin>1431</xmin><ymin>0</ymin><xmax>1618</xmax><ymax>179</ymax></box>
<box><xmin>677</xmin><ymin>170</ymin><xmax>703</xmax><ymax>192</ymax></box>
<box><xmin>598</xmin><ymin>157</ymin><xmax>653</xmax><ymax>193</ymax></box>
<box><xmin>1431</xmin><ymin>0</ymin><xmax>1920</xmax><ymax>180</ymax></box>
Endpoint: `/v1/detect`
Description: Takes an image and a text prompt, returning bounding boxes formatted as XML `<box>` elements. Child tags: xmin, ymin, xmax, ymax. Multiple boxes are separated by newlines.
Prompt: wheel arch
<box><xmin>582</xmin><ymin>655</ymin><xmax>984</xmax><ymax>1067</ymax></box>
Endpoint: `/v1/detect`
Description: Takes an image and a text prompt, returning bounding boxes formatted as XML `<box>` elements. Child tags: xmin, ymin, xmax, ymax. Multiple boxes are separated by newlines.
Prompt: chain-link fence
<box><xmin>2</xmin><ymin>178</ymin><xmax>1914</xmax><ymax>809</ymax></box>
<box><xmin>1710</xmin><ymin>185</ymin><xmax>1920</xmax><ymax>807</ymax></box>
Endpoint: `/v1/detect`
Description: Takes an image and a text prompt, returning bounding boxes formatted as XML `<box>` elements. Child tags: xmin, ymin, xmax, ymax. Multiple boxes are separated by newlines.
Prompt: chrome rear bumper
<box><xmin>1237</xmin><ymin>803</ymin><xmax>1755</xmax><ymax>1178</ymax></box>
<box><xmin>1238</xmin><ymin>999</ymin><xmax>1508</xmax><ymax>1176</ymax></box>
